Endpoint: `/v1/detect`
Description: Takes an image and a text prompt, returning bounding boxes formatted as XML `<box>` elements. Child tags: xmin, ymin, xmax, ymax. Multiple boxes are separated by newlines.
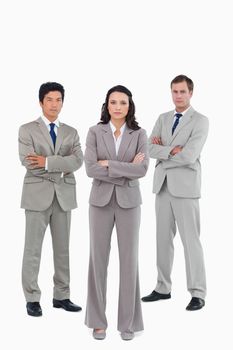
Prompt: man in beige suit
<box><xmin>142</xmin><ymin>75</ymin><xmax>209</xmax><ymax>311</ymax></box>
<box><xmin>19</xmin><ymin>82</ymin><xmax>83</xmax><ymax>316</ymax></box>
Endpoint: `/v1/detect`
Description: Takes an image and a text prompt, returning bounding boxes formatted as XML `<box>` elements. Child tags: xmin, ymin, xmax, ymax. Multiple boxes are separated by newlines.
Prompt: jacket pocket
<box><xmin>24</xmin><ymin>177</ymin><xmax>44</xmax><ymax>184</ymax></box>
<box><xmin>64</xmin><ymin>177</ymin><xmax>76</xmax><ymax>185</ymax></box>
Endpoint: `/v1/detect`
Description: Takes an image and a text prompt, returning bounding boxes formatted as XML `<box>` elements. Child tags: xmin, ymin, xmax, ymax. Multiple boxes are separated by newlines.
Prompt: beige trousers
<box><xmin>22</xmin><ymin>194</ymin><xmax>71</xmax><ymax>302</ymax></box>
<box><xmin>155</xmin><ymin>181</ymin><xmax>206</xmax><ymax>299</ymax></box>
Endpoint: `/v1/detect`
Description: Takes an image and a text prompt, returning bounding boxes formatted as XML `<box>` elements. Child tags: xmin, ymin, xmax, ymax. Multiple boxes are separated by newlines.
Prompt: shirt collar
<box><xmin>41</xmin><ymin>114</ymin><xmax>60</xmax><ymax>128</ymax></box>
<box><xmin>174</xmin><ymin>106</ymin><xmax>191</xmax><ymax>117</ymax></box>
<box><xmin>109</xmin><ymin>121</ymin><xmax>126</xmax><ymax>135</ymax></box>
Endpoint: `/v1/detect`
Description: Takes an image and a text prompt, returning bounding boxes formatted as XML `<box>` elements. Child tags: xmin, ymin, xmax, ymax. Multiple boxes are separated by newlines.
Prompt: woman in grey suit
<box><xmin>84</xmin><ymin>85</ymin><xmax>149</xmax><ymax>340</ymax></box>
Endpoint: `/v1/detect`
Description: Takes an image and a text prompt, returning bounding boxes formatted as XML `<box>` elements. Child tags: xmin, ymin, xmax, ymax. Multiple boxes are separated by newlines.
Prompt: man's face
<box><xmin>40</xmin><ymin>91</ymin><xmax>63</xmax><ymax>121</ymax></box>
<box><xmin>171</xmin><ymin>81</ymin><xmax>193</xmax><ymax>112</ymax></box>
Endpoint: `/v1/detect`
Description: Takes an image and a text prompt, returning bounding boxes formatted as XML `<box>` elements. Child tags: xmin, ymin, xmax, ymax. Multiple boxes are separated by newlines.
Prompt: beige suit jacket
<box><xmin>19</xmin><ymin>117</ymin><xmax>83</xmax><ymax>211</ymax></box>
<box><xmin>84</xmin><ymin>123</ymin><xmax>149</xmax><ymax>208</ymax></box>
<box><xmin>149</xmin><ymin>107</ymin><xmax>209</xmax><ymax>198</ymax></box>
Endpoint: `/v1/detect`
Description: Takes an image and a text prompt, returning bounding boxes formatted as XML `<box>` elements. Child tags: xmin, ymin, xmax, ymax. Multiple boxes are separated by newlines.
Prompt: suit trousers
<box><xmin>85</xmin><ymin>189</ymin><xmax>144</xmax><ymax>332</ymax></box>
<box><xmin>22</xmin><ymin>194</ymin><xmax>71</xmax><ymax>302</ymax></box>
<box><xmin>155</xmin><ymin>180</ymin><xmax>206</xmax><ymax>299</ymax></box>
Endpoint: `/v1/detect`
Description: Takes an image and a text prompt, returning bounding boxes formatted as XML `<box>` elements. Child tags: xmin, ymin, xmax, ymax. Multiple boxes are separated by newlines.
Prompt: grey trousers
<box><xmin>85</xmin><ymin>191</ymin><xmax>144</xmax><ymax>332</ymax></box>
<box><xmin>155</xmin><ymin>181</ymin><xmax>206</xmax><ymax>299</ymax></box>
<box><xmin>22</xmin><ymin>194</ymin><xmax>71</xmax><ymax>302</ymax></box>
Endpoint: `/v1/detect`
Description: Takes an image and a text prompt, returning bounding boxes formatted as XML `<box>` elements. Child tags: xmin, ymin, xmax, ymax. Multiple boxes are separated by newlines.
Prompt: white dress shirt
<box><xmin>109</xmin><ymin>121</ymin><xmax>126</xmax><ymax>156</ymax></box>
<box><xmin>41</xmin><ymin>114</ymin><xmax>60</xmax><ymax>135</ymax></box>
<box><xmin>173</xmin><ymin>106</ymin><xmax>191</xmax><ymax>123</ymax></box>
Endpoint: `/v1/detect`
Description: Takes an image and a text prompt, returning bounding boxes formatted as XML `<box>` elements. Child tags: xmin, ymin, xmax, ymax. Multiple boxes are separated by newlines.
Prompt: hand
<box><xmin>132</xmin><ymin>152</ymin><xmax>145</xmax><ymax>164</ymax></box>
<box><xmin>26</xmin><ymin>154</ymin><xmax>46</xmax><ymax>168</ymax></box>
<box><xmin>170</xmin><ymin>146</ymin><xmax>183</xmax><ymax>156</ymax></box>
<box><xmin>98</xmin><ymin>160</ymin><xmax>109</xmax><ymax>167</ymax></box>
<box><xmin>152</xmin><ymin>137</ymin><xmax>162</xmax><ymax>145</ymax></box>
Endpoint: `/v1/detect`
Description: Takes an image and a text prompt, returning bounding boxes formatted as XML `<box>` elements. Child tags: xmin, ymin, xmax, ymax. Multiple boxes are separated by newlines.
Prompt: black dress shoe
<box><xmin>141</xmin><ymin>290</ymin><xmax>171</xmax><ymax>302</ymax></box>
<box><xmin>53</xmin><ymin>299</ymin><xmax>82</xmax><ymax>312</ymax></box>
<box><xmin>186</xmin><ymin>297</ymin><xmax>205</xmax><ymax>311</ymax></box>
<box><xmin>26</xmin><ymin>302</ymin><xmax>42</xmax><ymax>317</ymax></box>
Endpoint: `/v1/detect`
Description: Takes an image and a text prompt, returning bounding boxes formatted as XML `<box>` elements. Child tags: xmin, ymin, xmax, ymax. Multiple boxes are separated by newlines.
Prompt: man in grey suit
<box><xmin>142</xmin><ymin>75</ymin><xmax>209</xmax><ymax>310</ymax></box>
<box><xmin>19</xmin><ymin>82</ymin><xmax>83</xmax><ymax>316</ymax></box>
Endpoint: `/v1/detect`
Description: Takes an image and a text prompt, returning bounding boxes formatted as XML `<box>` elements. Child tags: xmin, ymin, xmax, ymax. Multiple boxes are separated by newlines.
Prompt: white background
<box><xmin>0</xmin><ymin>0</ymin><xmax>232</xmax><ymax>349</ymax></box>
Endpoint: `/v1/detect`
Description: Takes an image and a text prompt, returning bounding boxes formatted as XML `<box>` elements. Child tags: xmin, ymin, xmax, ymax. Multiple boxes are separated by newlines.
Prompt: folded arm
<box><xmin>19</xmin><ymin>126</ymin><xmax>83</xmax><ymax>175</ymax></box>
<box><xmin>47</xmin><ymin>131</ymin><xmax>83</xmax><ymax>173</ymax></box>
<box><xmin>149</xmin><ymin>117</ymin><xmax>173</xmax><ymax>160</ymax></box>
<box><xmin>84</xmin><ymin>128</ymin><xmax>125</xmax><ymax>186</ymax></box>
<box><xmin>18</xmin><ymin>125</ymin><xmax>53</xmax><ymax>179</ymax></box>
<box><xmin>108</xmin><ymin>129</ymin><xmax>149</xmax><ymax>180</ymax></box>
<box><xmin>162</xmin><ymin>117</ymin><xmax>209</xmax><ymax>169</ymax></box>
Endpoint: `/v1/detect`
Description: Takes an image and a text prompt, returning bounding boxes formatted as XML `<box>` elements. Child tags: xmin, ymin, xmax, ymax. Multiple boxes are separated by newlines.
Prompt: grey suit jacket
<box><xmin>149</xmin><ymin>107</ymin><xmax>209</xmax><ymax>198</ymax></box>
<box><xmin>19</xmin><ymin>117</ymin><xmax>83</xmax><ymax>211</ymax></box>
<box><xmin>84</xmin><ymin>123</ymin><xmax>149</xmax><ymax>208</ymax></box>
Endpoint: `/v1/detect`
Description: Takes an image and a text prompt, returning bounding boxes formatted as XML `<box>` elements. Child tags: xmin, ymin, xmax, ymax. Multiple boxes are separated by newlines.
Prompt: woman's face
<box><xmin>107</xmin><ymin>92</ymin><xmax>129</xmax><ymax>122</ymax></box>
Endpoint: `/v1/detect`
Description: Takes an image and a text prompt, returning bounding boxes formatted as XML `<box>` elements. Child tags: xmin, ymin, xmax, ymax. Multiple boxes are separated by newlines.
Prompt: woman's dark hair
<box><xmin>39</xmin><ymin>82</ymin><xmax>65</xmax><ymax>103</ymax></box>
<box><xmin>99</xmin><ymin>85</ymin><xmax>140</xmax><ymax>130</ymax></box>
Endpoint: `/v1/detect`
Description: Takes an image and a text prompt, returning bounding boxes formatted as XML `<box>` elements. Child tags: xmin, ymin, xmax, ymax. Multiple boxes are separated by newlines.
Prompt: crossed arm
<box><xmin>84</xmin><ymin>128</ymin><xmax>149</xmax><ymax>184</ymax></box>
<box><xmin>151</xmin><ymin>136</ymin><xmax>183</xmax><ymax>156</ymax></box>
<box><xmin>149</xmin><ymin>116</ymin><xmax>209</xmax><ymax>168</ymax></box>
<box><xmin>18</xmin><ymin>126</ymin><xmax>83</xmax><ymax>176</ymax></box>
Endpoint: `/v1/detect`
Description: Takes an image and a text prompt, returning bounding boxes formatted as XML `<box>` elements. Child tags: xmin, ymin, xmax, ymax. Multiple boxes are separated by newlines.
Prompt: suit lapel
<box><xmin>166</xmin><ymin>111</ymin><xmax>175</xmax><ymax>141</ymax></box>
<box><xmin>171</xmin><ymin>107</ymin><xmax>194</xmax><ymax>141</ymax></box>
<box><xmin>167</xmin><ymin>107</ymin><xmax>195</xmax><ymax>144</ymax></box>
<box><xmin>36</xmin><ymin>117</ymin><xmax>54</xmax><ymax>151</ymax></box>
<box><xmin>55</xmin><ymin>123</ymin><xmax>65</xmax><ymax>154</ymax></box>
<box><xmin>101</xmin><ymin>123</ymin><xmax>117</xmax><ymax>160</ymax></box>
<box><xmin>117</xmin><ymin>125</ymin><xmax>134</xmax><ymax>161</ymax></box>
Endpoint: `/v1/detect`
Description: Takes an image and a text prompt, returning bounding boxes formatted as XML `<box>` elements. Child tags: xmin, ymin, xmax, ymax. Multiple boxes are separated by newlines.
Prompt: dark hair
<box><xmin>99</xmin><ymin>85</ymin><xmax>140</xmax><ymax>130</ymax></box>
<box><xmin>39</xmin><ymin>82</ymin><xmax>65</xmax><ymax>103</ymax></box>
<box><xmin>170</xmin><ymin>75</ymin><xmax>194</xmax><ymax>92</ymax></box>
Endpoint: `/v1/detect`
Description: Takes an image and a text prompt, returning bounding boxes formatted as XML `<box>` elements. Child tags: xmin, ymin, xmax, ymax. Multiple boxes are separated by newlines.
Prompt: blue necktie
<box><xmin>172</xmin><ymin>113</ymin><xmax>182</xmax><ymax>135</ymax></box>
<box><xmin>49</xmin><ymin>123</ymin><xmax>56</xmax><ymax>147</ymax></box>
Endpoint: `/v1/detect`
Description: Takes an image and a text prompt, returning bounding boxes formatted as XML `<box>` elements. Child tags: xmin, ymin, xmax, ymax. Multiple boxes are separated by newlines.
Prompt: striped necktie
<box><xmin>172</xmin><ymin>113</ymin><xmax>182</xmax><ymax>135</ymax></box>
<box><xmin>49</xmin><ymin>123</ymin><xmax>56</xmax><ymax>147</ymax></box>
